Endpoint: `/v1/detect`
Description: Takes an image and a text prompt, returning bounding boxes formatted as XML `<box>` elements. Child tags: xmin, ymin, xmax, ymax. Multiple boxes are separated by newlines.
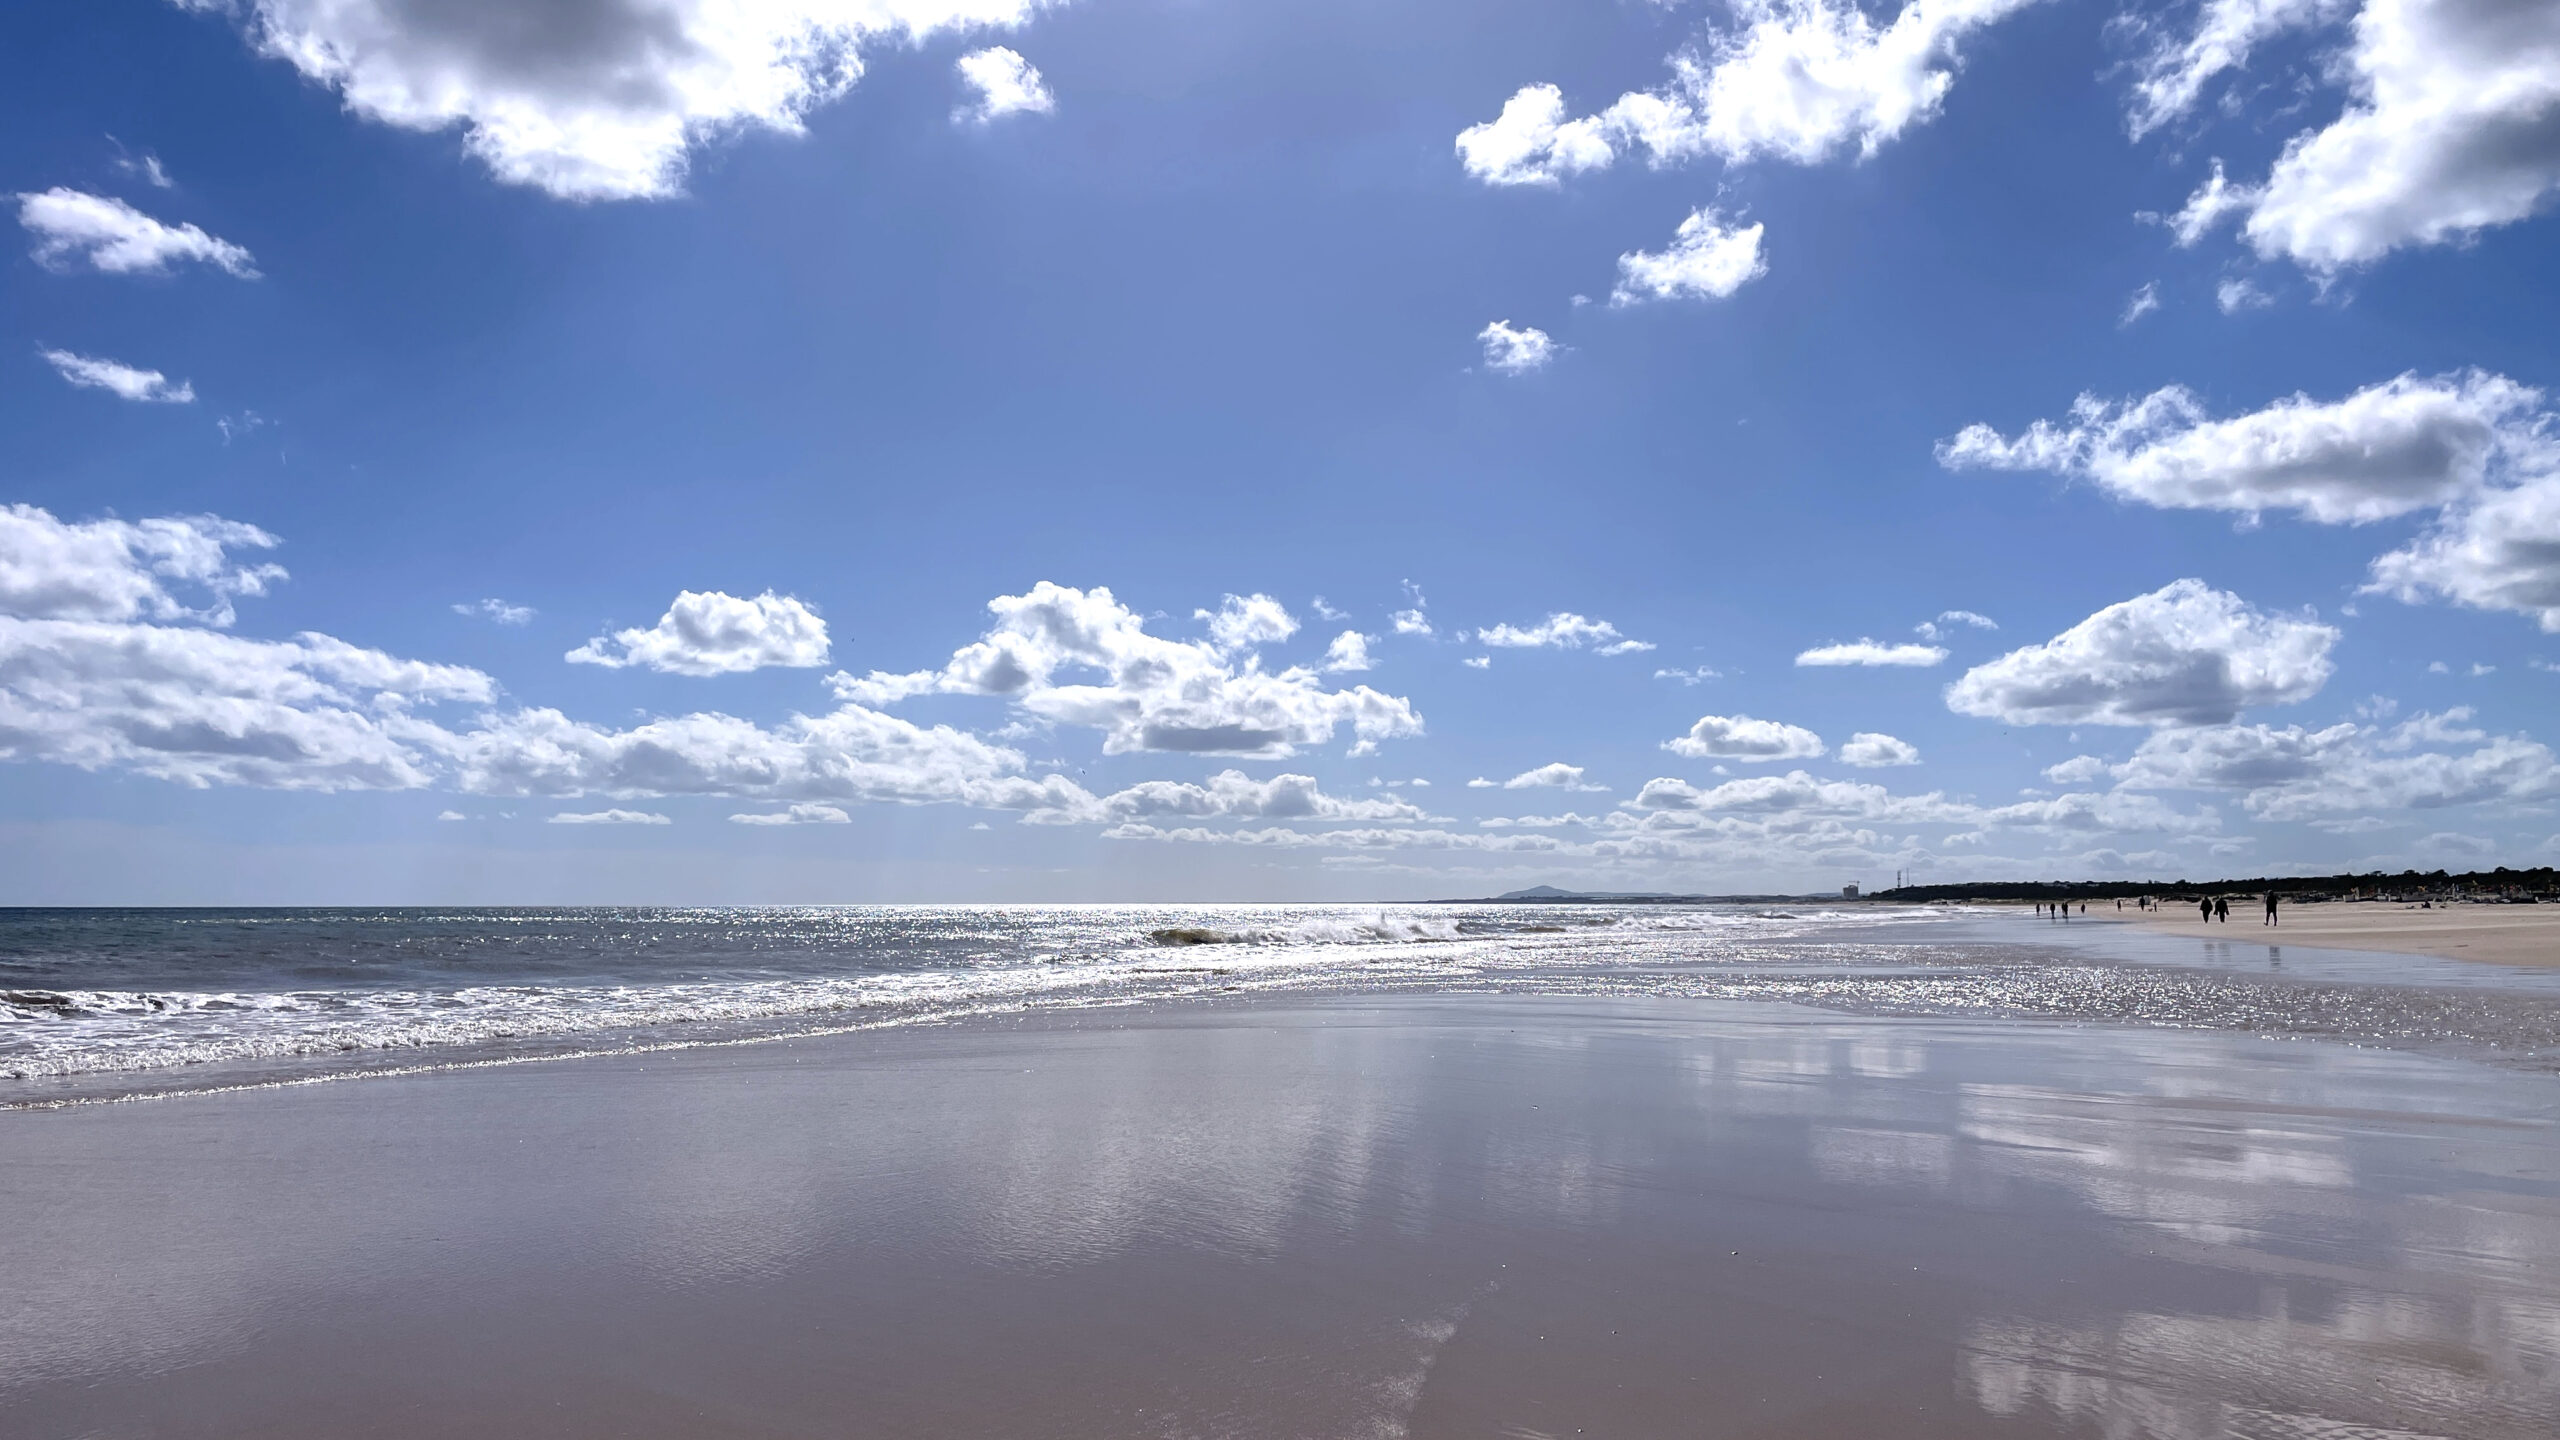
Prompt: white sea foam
<box><xmin>0</xmin><ymin>903</ymin><xmax>1960</xmax><ymax>1094</ymax></box>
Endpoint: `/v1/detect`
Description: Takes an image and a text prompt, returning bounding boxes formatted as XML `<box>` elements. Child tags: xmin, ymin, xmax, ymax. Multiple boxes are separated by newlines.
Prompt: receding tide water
<box><xmin>9</xmin><ymin>902</ymin><xmax>2560</xmax><ymax>1105</ymax></box>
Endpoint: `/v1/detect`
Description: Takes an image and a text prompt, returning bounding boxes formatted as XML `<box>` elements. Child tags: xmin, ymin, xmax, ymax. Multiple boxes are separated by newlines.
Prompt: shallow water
<box><xmin>6</xmin><ymin>903</ymin><xmax>2558</xmax><ymax>1105</ymax></box>
<box><xmin>4</xmin><ymin>994</ymin><xmax>2555</xmax><ymax>1439</ymax></box>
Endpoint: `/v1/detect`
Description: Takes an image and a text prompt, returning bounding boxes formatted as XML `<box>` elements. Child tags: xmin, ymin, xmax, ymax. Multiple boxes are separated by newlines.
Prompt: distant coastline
<box><xmin>1461</xmin><ymin>867</ymin><xmax>2557</xmax><ymax>907</ymax></box>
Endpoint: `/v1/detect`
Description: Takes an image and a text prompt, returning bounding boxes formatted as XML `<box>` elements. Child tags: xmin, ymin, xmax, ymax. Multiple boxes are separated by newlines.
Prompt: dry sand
<box><xmin>6</xmin><ymin>992</ymin><xmax>2557</xmax><ymax>1439</ymax></box>
<box><xmin>2130</xmin><ymin>897</ymin><xmax>2559</xmax><ymax>967</ymax></box>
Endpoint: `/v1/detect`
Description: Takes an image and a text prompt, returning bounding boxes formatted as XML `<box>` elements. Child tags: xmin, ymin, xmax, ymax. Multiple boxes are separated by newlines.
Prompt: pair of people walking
<box><xmin>2197</xmin><ymin>893</ymin><xmax>2282</xmax><ymax>924</ymax></box>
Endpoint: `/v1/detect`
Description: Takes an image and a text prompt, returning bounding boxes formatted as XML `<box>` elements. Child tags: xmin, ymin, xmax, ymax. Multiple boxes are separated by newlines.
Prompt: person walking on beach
<box><xmin>2264</xmin><ymin>891</ymin><xmax>2279</xmax><ymax>926</ymax></box>
<box><xmin>2199</xmin><ymin>897</ymin><xmax>2212</xmax><ymax>921</ymax></box>
<box><xmin>2215</xmin><ymin>897</ymin><xmax>2229</xmax><ymax>922</ymax></box>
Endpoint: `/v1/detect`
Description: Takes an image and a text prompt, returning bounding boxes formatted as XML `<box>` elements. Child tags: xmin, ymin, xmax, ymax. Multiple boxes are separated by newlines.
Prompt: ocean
<box><xmin>8</xmin><ymin>902</ymin><xmax>2560</xmax><ymax>1106</ymax></box>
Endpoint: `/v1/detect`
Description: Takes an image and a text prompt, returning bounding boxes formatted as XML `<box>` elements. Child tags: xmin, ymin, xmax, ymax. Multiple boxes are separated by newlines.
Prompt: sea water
<box><xmin>7</xmin><ymin>903</ymin><xmax>2559</xmax><ymax>1104</ymax></box>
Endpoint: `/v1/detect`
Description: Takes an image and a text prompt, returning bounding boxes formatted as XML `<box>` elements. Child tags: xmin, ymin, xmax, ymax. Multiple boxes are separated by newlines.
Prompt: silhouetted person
<box><xmin>2264</xmin><ymin>891</ymin><xmax>2279</xmax><ymax>926</ymax></box>
<box><xmin>2215</xmin><ymin>897</ymin><xmax>2229</xmax><ymax>922</ymax></box>
<box><xmin>2200</xmin><ymin>897</ymin><xmax>2212</xmax><ymax>921</ymax></box>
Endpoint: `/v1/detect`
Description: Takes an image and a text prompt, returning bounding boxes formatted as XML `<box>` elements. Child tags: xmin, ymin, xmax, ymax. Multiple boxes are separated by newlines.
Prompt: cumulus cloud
<box><xmin>1321</xmin><ymin>630</ymin><xmax>1375</xmax><ymax>672</ymax></box>
<box><xmin>1099</xmin><ymin>770</ymin><xmax>1426</xmax><ymax>823</ymax></box>
<box><xmin>1795</xmin><ymin>638</ymin><xmax>1947</xmax><ymax>666</ymax></box>
<box><xmin>1634</xmin><ymin>769</ymin><xmax>1960</xmax><ymax>821</ymax></box>
<box><xmin>15</xmin><ymin>188</ymin><xmax>257</xmax><ymax>276</ymax></box>
<box><xmin>453</xmin><ymin>598</ymin><xmax>535</xmax><ymax>626</ymax></box>
<box><xmin>1664</xmin><ymin>713</ymin><xmax>1826</xmax><ymax>761</ymax></box>
<box><xmin>1939</xmin><ymin>370</ymin><xmax>2537</xmax><ymax>524</ymax></box>
<box><xmin>1477</xmin><ymin>612</ymin><xmax>1653</xmax><ymax>654</ymax></box>
<box><xmin>0</xmin><ymin>507</ymin><xmax>1118</xmax><ymax>821</ymax></box>
<box><xmin>0</xmin><ymin>503</ymin><xmax>283</xmax><ymax>626</ymax></box>
<box><xmin>549</xmin><ymin>809</ymin><xmax>670</xmax><ymax>825</ymax></box>
<box><xmin>1839</xmin><ymin>732</ymin><xmax>1921</xmax><ymax>766</ymax></box>
<box><xmin>568</xmin><ymin>590</ymin><xmax>829</xmax><ymax>675</ymax></box>
<box><xmin>1611</xmin><ymin>209</ymin><xmax>1766</xmax><ymax>305</ymax></box>
<box><xmin>0</xmin><ymin>616</ymin><xmax>497</xmax><ymax>792</ymax></box>
<box><xmin>1501</xmin><ymin>762</ymin><xmax>1608</xmax><ymax>791</ymax></box>
<box><xmin>2155</xmin><ymin>0</ymin><xmax>2560</xmax><ymax>270</ymax></box>
<box><xmin>1947</xmin><ymin>370</ymin><xmax>2560</xmax><ymax>632</ymax></box>
<box><xmin>730</xmin><ymin>802</ymin><xmax>852</xmax><ymax>824</ymax></box>
<box><xmin>1455</xmin><ymin>0</ymin><xmax>2042</xmax><ymax>185</ymax></box>
<box><xmin>2114</xmin><ymin>709</ymin><xmax>2560</xmax><ymax>819</ymax></box>
<box><xmin>1197</xmin><ymin>593</ymin><xmax>1298</xmax><ymax>654</ymax></box>
<box><xmin>1655</xmin><ymin>665</ymin><xmax>1721</xmax><ymax>684</ymax></box>
<box><xmin>1478</xmin><ymin>320</ymin><xmax>1557</xmax><ymax>374</ymax></box>
<box><xmin>40</xmin><ymin>349</ymin><xmax>194</xmax><ymax>403</ymax></box>
<box><xmin>833</xmin><ymin>582</ymin><xmax>1422</xmax><ymax>757</ymax></box>
<box><xmin>1945</xmin><ymin>580</ymin><xmax>2338</xmax><ymax>727</ymax></box>
<box><xmin>2043</xmin><ymin>754</ymin><xmax>2113</xmax><ymax>785</ymax></box>
<box><xmin>954</xmin><ymin>45</ymin><xmax>1053</xmax><ymax>124</ymax></box>
<box><xmin>2367</xmin><ymin>469</ymin><xmax>2560</xmax><ymax>630</ymax></box>
<box><xmin>191</xmin><ymin>0</ymin><xmax>1049</xmax><ymax>201</ymax></box>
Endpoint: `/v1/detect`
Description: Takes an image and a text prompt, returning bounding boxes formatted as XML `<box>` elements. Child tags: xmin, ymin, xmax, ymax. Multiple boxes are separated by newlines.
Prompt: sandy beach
<box><xmin>7</xmin><ymin>991</ymin><xmax>2558</xmax><ymax>1439</ymax></box>
<box><xmin>2128</xmin><ymin>897</ymin><xmax>2560</xmax><ymax>967</ymax></box>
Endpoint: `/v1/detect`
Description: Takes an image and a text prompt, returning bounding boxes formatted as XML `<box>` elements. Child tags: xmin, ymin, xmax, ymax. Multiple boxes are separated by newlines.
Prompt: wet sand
<box><xmin>6</xmin><ymin>993</ymin><xmax>2558</xmax><ymax>1439</ymax></box>
<box><xmin>2131</xmin><ymin>898</ymin><xmax>2560</xmax><ymax>967</ymax></box>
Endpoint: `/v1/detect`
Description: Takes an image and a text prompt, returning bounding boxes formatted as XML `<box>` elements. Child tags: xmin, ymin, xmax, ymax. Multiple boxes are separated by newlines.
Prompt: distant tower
<box><xmin>1842</xmin><ymin>883</ymin><xmax>1860</xmax><ymax>899</ymax></box>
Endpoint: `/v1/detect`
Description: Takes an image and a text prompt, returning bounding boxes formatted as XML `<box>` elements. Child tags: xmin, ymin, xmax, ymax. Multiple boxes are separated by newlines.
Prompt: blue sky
<box><xmin>3</xmin><ymin>0</ymin><xmax>2557</xmax><ymax>902</ymax></box>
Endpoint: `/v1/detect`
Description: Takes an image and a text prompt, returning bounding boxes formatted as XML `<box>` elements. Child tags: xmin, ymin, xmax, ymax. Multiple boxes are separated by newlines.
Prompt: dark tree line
<box><xmin>1878</xmin><ymin>867</ymin><xmax>2556</xmax><ymax>904</ymax></box>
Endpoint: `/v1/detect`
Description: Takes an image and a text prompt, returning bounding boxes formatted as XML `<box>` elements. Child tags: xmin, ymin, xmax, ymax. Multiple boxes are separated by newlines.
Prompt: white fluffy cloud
<box><xmin>0</xmin><ymin>504</ymin><xmax>283</xmax><ymax>626</ymax></box>
<box><xmin>1099</xmin><ymin>770</ymin><xmax>1425</xmax><ymax>823</ymax></box>
<box><xmin>1612</xmin><ymin>209</ymin><xmax>1767</xmax><ymax>305</ymax></box>
<box><xmin>1633</xmin><ymin>769</ymin><xmax>1961</xmax><ymax>821</ymax></box>
<box><xmin>15</xmin><ymin>188</ymin><xmax>258</xmax><ymax>276</ymax></box>
<box><xmin>1501</xmin><ymin>762</ymin><xmax>1607</xmax><ymax>791</ymax></box>
<box><xmin>1476</xmin><ymin>612</ymin><xmax>1653</xmax><ymax>654</ymax></box>
<box><xmin>1839</xmin><ymin>732</ymin><xmax>1921</xmax><ymax>767</ymax></box>
<box><xmin>835</xmin><ymin>582</ymin><xmax>1422</xmax><ymax>757</ymax></box>
<box><xmin>730</xmin><ymin>802</ymin><xmax>852</xmax><ymax>824</ymax></box>
<box><xmin>568</xmin><ymin>590</ymin><xmax>830</xmax><ymax>675</ymax></box>
<box><xmin>2367</xmin><ymin>469</ymin><xmax>2560</xmax><ymax>630</ymax></box>
<box><xmin>0</xmin><ymin>616</ymin><xmax>495</xmax><ymax>792</ymax></box>
<box><xmin>954</xmin><ymin>45</ymin><xmax>1053</xmax><ymax>124</ymax></box>
<box><xmin>1946</xmin><ymin>371</ymin><xmax>2560</xmax><ymax>631</ymax></box>
<box><xmin>2114</xmin><ymin>709</ymin><xmax>2560</xmax><ymax>820</ymax></box>
<box><xmin>190</xmin><ymin>0</ymin><xmax>1049</xmax><ymax>200</ymax></box>
<box><xmin>41</xmin><ymin>350</ymin><xmax>194</xmax><ymax>404</ymax></box>
<box><xmin>1939</xmin><ymin>371</ymin><xmax>2538</xmax><ymax>524</ymax></box>
<box><xmin>1664</xmin><ymin>713</ymin><xmax>1826</xmax><ymax>761</ymax></box>
<box><xmin>1197</xmin><ymin>593</ymin><xmax>1298</xmax><ymax>654</ymax></box>
<box><xmin>1796</xmin><ymin>638</ymin><xmax>1947</xmax><ymax>666</ymax></box>
<box><xmin>0</xmin><ymin>505</ymin><xmax>1109</xmax><ymax>818</ymax></box>
<box><xmin>1455</xmin><ymin>0</ymin><xmax>2041</xmax><ymax>185</ymax></box>
<box><xmin>1320</xmin><ymin>630</ymin><xmax>1375</xmax><ymax>673</ymax></box>
<box><xmin>2042</xmin><ymin>754</ymin><xmax>2113</xmax><ymax>785</ymax></box>
<box><xmin>1478</xmin><ymin>320</ymin><xmax>1557</xmax><ymax>374</ymax></box>
<box><xmin>2154</xmin><ymin>0</ymin><xmax>2560</xmax><ymax>270</ymax></box>
<box><xmin>550</xmin><ymin>809</ymin><xmax>671</xmax><ymax>825</ymax></box>
<box><xmin>1945</xmin><ymin>580</ymin><xmax>2338</xmax><ymax>727</ymax></box>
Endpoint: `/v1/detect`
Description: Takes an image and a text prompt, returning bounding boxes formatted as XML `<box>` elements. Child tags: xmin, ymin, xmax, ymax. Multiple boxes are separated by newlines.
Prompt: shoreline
<box><xmin>6</xmin><ymin>991</ymin><xmax>2556</xmax><ymax>1438</ymax></box>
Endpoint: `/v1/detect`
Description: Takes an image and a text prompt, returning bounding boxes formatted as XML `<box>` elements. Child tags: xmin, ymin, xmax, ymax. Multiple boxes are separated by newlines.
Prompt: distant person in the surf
<box><xmin>2264</xmin><ymin>892</ymin><xmax>2279</xmax><ymax>927</ymax></box>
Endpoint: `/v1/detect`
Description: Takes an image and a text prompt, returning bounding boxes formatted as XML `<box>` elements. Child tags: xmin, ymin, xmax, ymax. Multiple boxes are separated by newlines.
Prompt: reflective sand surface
<box><xmin>5</xmin><ymin>993</ymin><xmax>2555</xmax><ymax>1438</ymax></box>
